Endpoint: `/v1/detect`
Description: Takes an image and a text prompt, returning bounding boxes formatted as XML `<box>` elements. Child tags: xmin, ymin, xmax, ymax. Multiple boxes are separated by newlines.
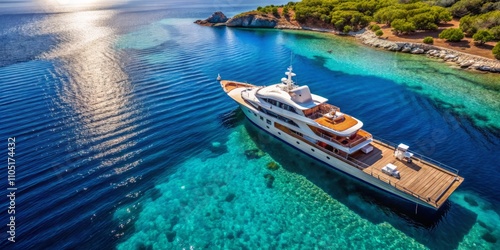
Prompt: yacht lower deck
<box><xmin>349</xmin><ymin>141</ymin><xmax>463</xmax><ymax>208</ymax></box>
<box><xmin>274</xmin><ymin>121</ymin><xmax>463</xmax><ymax>209</ymax></box>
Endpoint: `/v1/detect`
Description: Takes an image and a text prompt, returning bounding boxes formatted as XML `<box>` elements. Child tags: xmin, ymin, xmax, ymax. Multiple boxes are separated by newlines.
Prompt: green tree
<box><xmin>459</xmin><ymin>15</ymin><xmax>477</xmax><ymax>36</ymax></box>
<box><xmin>330</xmin><ymin>10</ymin><xmax>369</xmax><ymax>30</ymax></box>
<box><xmin>371</xmin><ymin>24</ymin><xmax>381</xmax><ymax>31</ymax></box>
<box><xmin>391</xmin><ymin>19</ymin><xmax>416</xmax><ymax>34</ymax></box>
<box><xmin>423</xmin><ymin>36</ymin><xmax>434</xmax><ymax>44</ymax></box>
<box><xmin>375</xmin><ymin>30</ymin><xmax>384</xmax><ymax>37</ymax></box>
<box><xmin>272</xmin><ymin>7</ymin><xmax>279</xmax><ymax>16</ymax></box>
<box><xmin>450</xmin><ymin>0</ymin><xmax>484</xmax><ymax>18</ymax></box>
<box><xmin>410</xmin><ymin>13</ymin><xmax>438</xmax><ymax>30</ymax></box>
<box><xmin>493</xmin><ymin>42</ymin><xmax>500</xmax><ymax>60</ymax></box>
<box><xmin>343</xmin><ymin>25</ymin><xmax>352</xmax><ymax>34</ymax></box>
<box><xmin>439</xmin><ymin>28</ymin><xmax>465</xmax><ymax>42</ymax></box>
<box><xmin>473</xmin><ymin>29</ymin><xmax>494</xmax><ymax>44</ymax></box>
<box><xmin>490</xmin><ymin>26</ymin><xmax>500</xmax><ymax>40</ymax></box>
<box><xmin>481</xmin><ymin>2</ymin><xmax>500</xmax><ymax>14</ymax></box>
<box><xmin>437</xmin><ymin>9</ymin><xmax>452</xmax><ymax>23</ymax></box>
<box><xmin>283</xmin><ymin>6</ymin><xmax>289</xmax><ymax>17</ymax></box>
<box><xmin>374</xmin><ymin>7</ymin><xmax>408</xmax><ymax>25</ymax></box>
<box><xmin>335</xmin><ymin>20</ymin><xmax>345</xmax><ymax>30</ymax></box>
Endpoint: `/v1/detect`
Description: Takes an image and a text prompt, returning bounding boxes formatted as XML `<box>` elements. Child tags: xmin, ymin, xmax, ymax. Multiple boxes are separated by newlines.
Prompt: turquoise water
<box><xmin>111</xmin><ymin>15</ymin><xmax>500</xmax><ymax>249</ymax></box>
<box><xmin>0</xmin><ymin>5</ymin><xmax>499</xmax><ymax>250</ymax></box>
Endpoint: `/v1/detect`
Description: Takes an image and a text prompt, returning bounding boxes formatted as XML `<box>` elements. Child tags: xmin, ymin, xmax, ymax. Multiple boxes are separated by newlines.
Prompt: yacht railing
<box><xmin>328</xmin><ymin>142</ymin><xmax>436</xmax><ymax>205</ymax></box>
<box><xmin>374</xmin><ymin>137</ymin><xmax>459</xmax><ymax>176</ymax></box>
<box><xmin>241</xmin><ymin>90</ymin><xmax>250</xmax><ymax>100</ymax></box>
<box><xmin>348</xmin><ymin>155</ymin><xmax>437</xmax><ymax>205</ymax></box>
<box><xmin>306</xmin><ymin>103</ymin><xmax>340</xmax><ymax>119</ymax></box>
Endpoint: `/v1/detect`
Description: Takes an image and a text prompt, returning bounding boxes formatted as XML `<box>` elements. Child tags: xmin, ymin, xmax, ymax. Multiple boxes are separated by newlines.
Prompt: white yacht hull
<box><xmin>238</xmin><ymin>103</ymin><xmax>436</xmax><ymax>210</ymax></box>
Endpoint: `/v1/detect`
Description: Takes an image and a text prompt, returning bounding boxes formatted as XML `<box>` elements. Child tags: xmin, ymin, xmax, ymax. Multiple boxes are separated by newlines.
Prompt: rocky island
<box><xmin>195</xmin><ymin>11</ymin><xmax>280</xmax><ymax>28</ymax></box>
<box><xmin>195</xmin><ymin>0</ymin><xmax>500</xmax><ymax>73</ymax></box>
<box><xmin>194</xmin><ymin>11</ymin><xmax>228</xmax><ymax>26</ymax></box>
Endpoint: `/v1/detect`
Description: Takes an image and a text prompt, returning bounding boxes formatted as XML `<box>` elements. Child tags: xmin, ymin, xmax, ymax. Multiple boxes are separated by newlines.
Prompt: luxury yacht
<box><xmin>220</xmin><ymin>66</ymin><xmax>463</xmax><ymax>210</ymax></box>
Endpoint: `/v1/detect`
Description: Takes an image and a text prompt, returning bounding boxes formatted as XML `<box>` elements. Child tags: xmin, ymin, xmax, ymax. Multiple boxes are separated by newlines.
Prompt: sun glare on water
<box><xmin>39</xmin><ymin>0</ymin><xmax>122</xmax><ymax>12</ymax></box>
<box><xmin>56</xmin><ymin>0</ymin><xmax>97</xmax><ymax>5</ymax></box>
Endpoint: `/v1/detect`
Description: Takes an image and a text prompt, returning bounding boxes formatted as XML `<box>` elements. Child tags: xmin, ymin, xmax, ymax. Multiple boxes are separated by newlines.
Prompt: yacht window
<box><xmin>260</xmin><ymin>116</ymin><xmax>263</xmax><ymax>120</ymax></box>
<box><xmin>266</xmin><ymin>119</ymin><xmax>271</xmax><ymax>125</ymax></box>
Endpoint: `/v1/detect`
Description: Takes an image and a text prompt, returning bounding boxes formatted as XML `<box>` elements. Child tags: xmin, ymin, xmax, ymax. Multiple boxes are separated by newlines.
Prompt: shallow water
<box><xmin>0</xmin><ymin>4</ymin><xmax>499</xmax><ymax>250</ymax></box>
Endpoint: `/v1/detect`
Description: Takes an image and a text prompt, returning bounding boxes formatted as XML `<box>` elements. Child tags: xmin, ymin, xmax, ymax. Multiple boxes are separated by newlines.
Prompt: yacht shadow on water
<box><xmin>218</xmin><ymin>108</ymin><xmax>245</xmax><ymax>129</ymax></box>
<box><xmin>242</xmin><ymin>120</ymin><xmax>478</xmax><ymax>249</ymax></box>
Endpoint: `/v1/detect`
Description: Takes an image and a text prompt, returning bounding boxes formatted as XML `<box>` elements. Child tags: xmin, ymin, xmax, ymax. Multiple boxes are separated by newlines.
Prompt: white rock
<box><xmin>411</xmin><ymin>48</ymin><xmax>424</xmax><ymax>54</ymax></box>
<box><xmin>460</xmin><ymin>60</ymin><xmax>475</xmax><ymax>68</ymax></box>
<box><xmin>444</xmin><ymin>54</ymin><xmax>457</xmax><ymax>61</ymax></box>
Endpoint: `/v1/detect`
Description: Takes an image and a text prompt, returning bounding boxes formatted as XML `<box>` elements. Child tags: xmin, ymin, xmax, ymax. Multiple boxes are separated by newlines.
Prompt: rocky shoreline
<box><xmin>195</xmin><ymin>12</ymin><xmax>500</xmax><ymax>73</ymax></box>
<box><xmin>356</xmin><ymin>31</ymin><xmax>500</xmax><ymax>73</ymax></box>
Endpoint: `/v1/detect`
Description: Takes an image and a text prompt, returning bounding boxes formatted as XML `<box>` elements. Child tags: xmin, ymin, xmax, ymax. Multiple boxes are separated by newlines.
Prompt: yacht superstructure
<box><xmin>220</xmin><ymin>66</ymin><xmax>463</xmax><ymax>210</ymax></box>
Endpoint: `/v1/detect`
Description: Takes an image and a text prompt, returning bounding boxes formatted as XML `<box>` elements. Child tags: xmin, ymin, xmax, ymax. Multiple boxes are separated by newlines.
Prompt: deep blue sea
<box><xmin>1</xmin><ymin>2</ymin><xmax>499</xmax><ymax>249</ymax></box>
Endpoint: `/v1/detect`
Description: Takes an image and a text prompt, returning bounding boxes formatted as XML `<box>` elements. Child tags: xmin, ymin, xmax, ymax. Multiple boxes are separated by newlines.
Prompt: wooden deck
<box><xmin>275</xmin><ymin>122</ymin><xmax>463</xmax><ymax>209</ymax></box>
<box><xmin>350</xmin><ymin>140</ymin><xmax>463</xmax><ymax>208</ymax></box>
<box><xmin>220</xmin><ymin>80</ymin><xmax>254</xmax><ymax>93</ymax></box>
<box><xmin>315</xmin><ymin>114</ymin><xmax>358</xmax><ymax>131</ymax></box>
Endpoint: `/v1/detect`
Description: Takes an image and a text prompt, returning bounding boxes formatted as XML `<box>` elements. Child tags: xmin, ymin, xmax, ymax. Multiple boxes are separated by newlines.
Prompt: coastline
<box><xmin>355</xmin><ymin>30</ymin><xmax>500</xmax><ymax>73</ymax></box>
<box><xmin>196</xmin><ymin>13</ymin><xmax>500</xmax><ymax>74</ymax></box>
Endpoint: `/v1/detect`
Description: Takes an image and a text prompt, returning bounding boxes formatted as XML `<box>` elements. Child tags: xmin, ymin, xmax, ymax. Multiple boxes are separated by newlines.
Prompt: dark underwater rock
<box><xmin>481</xmin><ymin>232</ymin><xmax>497</xmax><ymax>243</ymax></box>
<box><xmin>264</xmin><ymin>174</ymin><xmax>275</xmax><ymax>188</ymax></box>
<box><xmin>464</xmin><ymin>195</ymin><xmax>478</xmax><ymax>207</ymax></box>
<box><xmin>166</xmin><ymin>231</ymin><xmax>176</xmax><ymax>242</ymax></box>
<box><xmin>225</xmin><ymin>193</ymin><xmax>236</xmax><ymax>202</ymax></box>
<box><xmin>266</xmin><ymin>161</ymin><xmax>279</xmax><ymax>171</ymax></box>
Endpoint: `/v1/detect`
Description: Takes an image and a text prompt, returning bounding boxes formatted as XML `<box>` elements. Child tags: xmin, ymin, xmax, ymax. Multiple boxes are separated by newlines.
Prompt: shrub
<box><xmin>493</xmin><ymin>43</ymin><xmax>500</xmax><ymax>60</ymax></box>
<box><xmin>439</xmin><ymin>28</ymin><xmax>464</xmax><ymax>42</ymax></box>
<box><xmin>449</xmin><ymin>0</ymin><xmax>483</xmax><ymax>18</ymax></box>
<box><xmin>371</xmin><ymin>24</ymin><xmax>381</xmax><ymax>31</ymax></box>
<box><xmin>343</xmin><ymin>25</ymin><xmax>352</xmax><ymax>34</ymax></box>
<box><xmin>375</xmin><ymin>30</ymin><xmax>384</xmax><ymax>37</ymax></box>
<box><xmin>391</xmin><ymin>19</ymin><xmax>416</xmax><ymax>34</ymax></box>
<box><xmin>423</xmin><ymin>36</ymin><xmax>434</xmax><ymax>44</ymax></box>
<box><xmin>490</xmin><ymin>26</ymin><xmax>500</xmax><ymax>40</ymax></box>
<box><xmin>473</xmin><ymin>30</ymin><xmax>494</xmax><ymax>44</ymax></box>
